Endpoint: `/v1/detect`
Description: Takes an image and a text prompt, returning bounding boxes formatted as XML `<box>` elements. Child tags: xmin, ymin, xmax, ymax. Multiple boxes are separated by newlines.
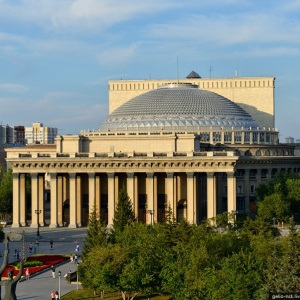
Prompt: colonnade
<box><xmin>12</xmin><ymin>171</ymin><xmax>237</xmax><ymax>228</ymax></box>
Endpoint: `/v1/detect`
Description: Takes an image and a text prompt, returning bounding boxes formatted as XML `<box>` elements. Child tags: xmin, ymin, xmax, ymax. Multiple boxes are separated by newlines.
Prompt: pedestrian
<box><xmin>55</xmin><ymin>290</ymin><xmax>59</xmax><ymax>300</ymax></box>
<box><xmin>16</xmin><ymin>251</ymin><xmax>20</xmax><ymax>260</ymax></box>
<box><xmin>74</xmin><ymin>254</ymin><xmax>78</xmax><ymax>264</ymax></box>
<box><xmin>33</xmin><ymin>242</ymin><xmax>37</xmax><ymax>254</ymax></box>
<box><xmin>51</xmin><ymin>265</ymin><xmax>55</xmax><ymax>278</ymax></box>
<box><xmin>13</xmin><ymin>249</ymin><xmax>17</xmax><ymax>258</ymax></box>
<box><xmin>75</xmin><ymin>244</ymin><xmax>80</xmax><ymax>253</ymax></box>
<box><xmin>50</xmin><ymin>239</ymin><xmax>54</xmax><ymax>250</ymax></box>
<box><xmin>25</xmin><ymin>268</ymin><xmax>30</xmax><ymax>280</ymax></box>
<box><xmin>50</xmin><ymin>291</ymin><xmax>55</xmax><ymax>300</ymax></box>
<box><xmin>70</xmin><ymin>255</ymin><xmax>73</xmax><ymax>263</ymax></box>
<box><xmin>29</xmin><ymin>242</ymin><xmax>33</xmax><ymax>253</ymax></box>
<box><xmin>36</xmin><ymin>238</ymin><xmax>39</xmax><ymax>246</ymax></box>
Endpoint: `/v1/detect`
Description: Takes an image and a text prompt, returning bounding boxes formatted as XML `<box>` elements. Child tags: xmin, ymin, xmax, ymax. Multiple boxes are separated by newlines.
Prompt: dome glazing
<box><xmin>99</xmin><ymin>83</ymin><xmax>258</xmax><ymax>131</ymax></box>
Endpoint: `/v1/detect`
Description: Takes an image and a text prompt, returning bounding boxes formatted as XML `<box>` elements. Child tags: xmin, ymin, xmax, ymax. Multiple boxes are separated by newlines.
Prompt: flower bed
<box><xmin>1</xmin><ymin>255</ymin><xmax>69</xmax><ymax>278</ymax></box>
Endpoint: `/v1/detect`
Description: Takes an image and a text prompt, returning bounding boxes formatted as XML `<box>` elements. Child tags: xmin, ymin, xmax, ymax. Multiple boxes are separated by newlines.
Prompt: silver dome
<box><xmin>99</xmin><ymin>83</ymin><xmax>258</xmax><ymax>131</ymax></box>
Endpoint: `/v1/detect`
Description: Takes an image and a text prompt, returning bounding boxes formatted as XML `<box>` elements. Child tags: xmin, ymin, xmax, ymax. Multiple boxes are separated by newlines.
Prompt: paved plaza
<box><xmin>0</xmin><ymin>225</ymin><xmax>88</xmax><ymax>299</ymax></box>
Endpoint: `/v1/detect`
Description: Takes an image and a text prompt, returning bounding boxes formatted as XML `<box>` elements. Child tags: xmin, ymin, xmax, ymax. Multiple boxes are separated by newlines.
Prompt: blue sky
<box><xmin>0</xmin><ymin>0</ymin><xmax>299</xmax><ymax>141</ymax></box>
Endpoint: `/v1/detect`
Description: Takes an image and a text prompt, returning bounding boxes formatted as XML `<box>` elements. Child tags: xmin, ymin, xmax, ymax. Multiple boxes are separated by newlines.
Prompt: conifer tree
<box><xmin>113</xmin><ymin>185</ymin><xmax>136</xmax><ymax>233</ymax></box>
<box><xmin>82</xmin><ymin>203</ymin><xmax>108</xmax><ymax>257</ymax></box>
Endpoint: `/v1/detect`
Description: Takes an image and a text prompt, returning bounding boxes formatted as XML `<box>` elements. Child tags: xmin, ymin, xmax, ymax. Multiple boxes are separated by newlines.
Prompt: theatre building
<box><xmin>6</xmin><ymin>72</ymin><xmax>300</xmax><ymax>228</ymax></box>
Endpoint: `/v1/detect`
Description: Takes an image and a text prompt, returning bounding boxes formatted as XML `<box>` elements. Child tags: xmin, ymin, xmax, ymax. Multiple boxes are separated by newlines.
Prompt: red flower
<box><xmin>1</xmin><ymin>255</ymin><xmax>69</xmax><ymax>278</ymax></box>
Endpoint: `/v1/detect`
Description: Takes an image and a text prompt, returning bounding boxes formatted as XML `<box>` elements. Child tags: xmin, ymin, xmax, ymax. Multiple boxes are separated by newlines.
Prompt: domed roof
<box><xmin>99</xmin><ymin>83</ymin><xmax>258</xmax><ymax>131</ymax></box>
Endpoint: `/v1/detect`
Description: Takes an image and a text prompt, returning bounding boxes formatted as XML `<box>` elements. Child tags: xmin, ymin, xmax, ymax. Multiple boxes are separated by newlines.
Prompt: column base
<box><xmin>49</xmin><ymin>223</ymin><xmax>58</xmax><ymax>228</ymax></box>
<box><xmin>68</xmin><ymin>224</ymin><xmax>78</xmax><ymax>228</ymax></box>
<box><xmin>12</xmin><ymin>223</ymin><xmax>21</xmax><ymax>228</ymax></box>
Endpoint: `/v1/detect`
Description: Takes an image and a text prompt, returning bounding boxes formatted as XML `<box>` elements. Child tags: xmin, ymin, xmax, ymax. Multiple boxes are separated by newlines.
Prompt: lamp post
<box><xmin>147</xmin><ymin>210</ymin><xmax>154</xmax><ymax>225</ymax></box>
<box><xmin>34</xmin><ymin>209</ymin><xmax>42</xmax><ymax>237</ymax></box>
<box><xmin>76</xmin><ymin>262</ymin><xmax>79</xmax><ymax>290</ymax></box>
<box><xmin>58</xmin><ymin>270</ymin><xmax>61</xmax><ymax>298</ymax></box>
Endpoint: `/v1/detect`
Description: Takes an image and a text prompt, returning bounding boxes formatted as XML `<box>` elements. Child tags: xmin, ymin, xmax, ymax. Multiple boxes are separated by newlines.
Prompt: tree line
<box><xmin>79</xmin><ymin>172</ymin><xmax>300</xmax><ymax>300</ymax></box>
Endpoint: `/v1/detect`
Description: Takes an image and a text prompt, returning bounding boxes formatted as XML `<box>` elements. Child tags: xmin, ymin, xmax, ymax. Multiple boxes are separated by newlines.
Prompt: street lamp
<box><xmin>34</xmin><ymin>209</ymin><xmax>42</xmax><ymax>237</ymax></box>
<box><xmin>147</xmin><ymin>210</ymin><xmax>154</xmax><ymax>225</ymax></box>
<box><xmin>76</xmin><ymin>262</ymin><xmax>79</xmax><ymax>290</ymax></box>
<box><xmin>58</xmin><ymin>270</ymin><xmax>61</xmax><ymax>298</ymax></box>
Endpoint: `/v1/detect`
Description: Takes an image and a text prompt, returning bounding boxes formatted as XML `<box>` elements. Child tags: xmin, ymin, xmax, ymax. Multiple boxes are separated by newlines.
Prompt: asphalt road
<box><xmin>0</xmin><ymin>226</ymin><xmax>88</xmax><ymax>299</ymax></box>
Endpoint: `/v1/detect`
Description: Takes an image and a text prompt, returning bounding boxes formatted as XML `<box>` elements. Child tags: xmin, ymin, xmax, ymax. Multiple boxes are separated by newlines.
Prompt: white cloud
<box><xmin>96</xmin><ymin>44</ymin><xmax>139</xmax><ymax>68</ymax></box>
<box><xmin>147</xmin><ymin>13</ymin><xmax>300</xmax><ymax>46</ymax></box>
<box><xmin>0</xmin><ymin>83</ymin><xmax>28</xmax><ymax>93</ymax></box>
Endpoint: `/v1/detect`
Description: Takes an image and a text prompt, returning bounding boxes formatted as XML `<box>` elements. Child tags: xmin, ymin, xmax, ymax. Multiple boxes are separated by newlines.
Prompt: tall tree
<box><xmin>113</xmin><ymin>185</ymin><xmax>136</xmax><ymax>233</ymax></box>
<box><xmin>82</xmin><ymin>203</ymin><xmax>108</xmax><ymax>258</ymax></box>
<box><xmin>0</xmin><ymin>168</ymin><xmax>13</xmax><ymax>214</ymax></box>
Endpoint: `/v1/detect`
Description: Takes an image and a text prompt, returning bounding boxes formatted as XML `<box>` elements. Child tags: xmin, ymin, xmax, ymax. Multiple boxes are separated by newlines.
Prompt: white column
<box><xmin>95</xmin><ymin>175</ymin><xmax>101</xmax><ymax>217</ymax></box>
<box><xmin>166</xmin><ymin>172</ymin><xmax>174</xmax><ymax>213</ymax></box>
<box><xmin>69</xmin><ymin>173</ymin><xmax>77</xmax><ymax>228</ymax></box>
<box><xmin>57</xmin><ymin>175</ymin><xmax>63</xmax><ymax>226</ymax></box>
<box><xmin>134</xmin><ymin>175</ymin><xmax>139</xmax><ymax>219</ymax></box>
<box><xmin>20</xmin><ymin>174</ymin><xmax>26</xmax><ymax>226</ymax></box>
<box><xmin>38</xmin><ymin>175</ymin><xmax>45</xmax><ymax>226</ymax></box>
<box><xmin>76</xmin><ymin>175</ymin><xmax>82</xmax><ymax>227</ymax></box>
<box><xmin>12</xmin><ymin>173</ymin><xmax>20</xmax><ymax>228</ymax></box>
<box><xmin>146</xmin><ymin>173</ymin><xmax>154</xmax><ymax>224</ymax></box>
<box><xmin>49</xmin><ymin>173</ymin><xmax>58</xmax><ymax>228</ymax></box>
<box><xmin>207</xmin><ymin>172</ymin><xmax>216</xmax><ymax>220</ymax></box>
<box><xmin>127</xmin><ymin>173</ymin><xmax>135</xmax><ymax>217</ymax></box>
<box><xmin>227</xmin><ymin>172</ymin><xmax>236</xmax><ymax>214</ymax></box>
<box><xmin>31</xmin><ymin>173</ymin><xmax>39</xmax><ymax>228</ymax></box>
<box><xmin>154</xmin><ymin>175</ymin><xmax>158</xmax><ymax>223</ymax></box>
<box><xmin>88</xmin><ymin>173</ymin><xmax>96</xmax><ymax>215</ymax></box>
<box><xmin>186</xmin><ymin>172</ymin><xmax>195</xmax><ymax>223</ymax></box>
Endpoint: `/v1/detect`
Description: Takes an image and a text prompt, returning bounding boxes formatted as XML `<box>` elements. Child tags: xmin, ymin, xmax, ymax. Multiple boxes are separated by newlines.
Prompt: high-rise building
<box><xmin>25</xmin><ymin>122</ymin><xmax>58</xmax><ymax>145</ymax></box>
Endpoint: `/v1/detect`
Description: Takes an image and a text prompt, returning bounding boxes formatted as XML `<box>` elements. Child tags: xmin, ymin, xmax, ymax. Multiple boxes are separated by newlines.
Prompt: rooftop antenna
<box><xmin>177</xmin><ymin>55</ymin><xmax>179</xmax><ymax>83</ymax></box>
<box><xmin>235</xmin><ymin>66</ymin><xmax>239</xmax><ymax>77</ymax></box>
<box><xmin>209</xmin><ymin>66</ymin><xmax>213</xmax><ymax>78</ymax></box>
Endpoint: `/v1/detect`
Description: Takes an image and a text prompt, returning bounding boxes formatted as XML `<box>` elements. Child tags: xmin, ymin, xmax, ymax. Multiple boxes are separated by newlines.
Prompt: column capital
<box><xmin>206</xmin><ymin>172</ymin><xmax>215</xmax><ymax>178</ymax></box>
<box><xmin>127</xmin><ymin>173</ymin><xmax>134</xmax><ymax>179</ymax></box>
<box><xmin>166</xmin><ymin>172</ymin><xmax>174</xmax><ymax>178</ymax></box>
<box><xmin>186</xmin><ymin>172</ymin><xmax>194</xmax><ymax>178</ymax></box>
<box><xmin>88</xmin><ymin>173</ymin><xmax>95</xmax><ymax>179</ymax></box>
<box><xmin>49</xmin><ymin>173</ymin><xmax>57</xmax><ymax>179</ymax></box>
<box><xmin>227</xmin><ymin>172</ymin><xmax>235</xmax><ymax>178</ymax></box>
<box><xmin>31</xmin><ymin>173</ymin><xmax>38</xmax><ymax>179</ymax></box>
<box><xmin>107</xmin><ymin>173</ymin><xmax>115</xmax><ymax>179</ymax></box>
<box><xmin>147</xmin><ymin>172</ymin><xmax>154</xmax><ymax>179</ymax></box>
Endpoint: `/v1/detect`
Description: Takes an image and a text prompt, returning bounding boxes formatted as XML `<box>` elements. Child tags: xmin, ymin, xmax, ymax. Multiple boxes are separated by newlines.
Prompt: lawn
<box><xmin>62</xmin><ymin>289</ymin><xmax>171</xmax><ymax>300</ymax></box>
<box><xmin>1</xmin><ymin>255</ymin><xmax>69</xmax><ymax>278</ymax></box>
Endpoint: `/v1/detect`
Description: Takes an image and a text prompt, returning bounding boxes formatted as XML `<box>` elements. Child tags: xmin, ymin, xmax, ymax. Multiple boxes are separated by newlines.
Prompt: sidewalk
<box><xmin>0</xmin><ymin>226</ymin><xmax>87</xmax><ymax>299</ymax></box>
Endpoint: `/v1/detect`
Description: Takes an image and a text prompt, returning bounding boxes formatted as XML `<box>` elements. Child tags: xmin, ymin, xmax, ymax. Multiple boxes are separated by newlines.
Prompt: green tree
<box><xmin>0</xmin><ymin>168</ymin><xmax>13</xmax><ymax>214</ymax></box>
<box><xmin>113</xmin><ymin>185</ymin><xmax>136</xmax><ymax>233</ymax></box>
<box><xmin>204</xmin><ymin>250</ymin><xmax>264</xmax><ymax>300</ymax></box>
<box><xmin>82</xmin><ymin>203</ymin><xmax>108</xmax><ymax>258</ymax></box>
<box><xmin>261</xmin><ymin>219</ymin><xmax>300</xmax><ymax>297</ymax></box>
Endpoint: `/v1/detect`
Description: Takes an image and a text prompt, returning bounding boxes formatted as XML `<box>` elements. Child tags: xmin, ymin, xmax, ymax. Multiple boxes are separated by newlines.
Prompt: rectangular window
<box><xmin>237</xmin><ymin>185</ymin><xmax>243</xmax><ymax>194</ymax></box>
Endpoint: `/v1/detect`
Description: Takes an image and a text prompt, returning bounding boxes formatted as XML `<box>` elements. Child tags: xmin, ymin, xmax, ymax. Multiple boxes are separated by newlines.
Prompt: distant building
<box><xmin>25</xmin><ymin>122</ymin><xmax>58</xmax><ymax>145</ymax></box>
<box><xmin>0</xmin><ymin>124</ymin><xmax>25</xmax><ymax>146</ymax></box>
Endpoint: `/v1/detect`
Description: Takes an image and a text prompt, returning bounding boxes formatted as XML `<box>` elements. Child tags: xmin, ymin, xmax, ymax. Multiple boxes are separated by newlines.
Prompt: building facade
<box><xmin>6</xmin><ymin>74</ymin><xmax>300</xmax><ymax>229</ymax></box>
<box><xmin>25</xmin><ymin>122</ymin><xmax>58</xmax><ymax>145</ymax></box>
